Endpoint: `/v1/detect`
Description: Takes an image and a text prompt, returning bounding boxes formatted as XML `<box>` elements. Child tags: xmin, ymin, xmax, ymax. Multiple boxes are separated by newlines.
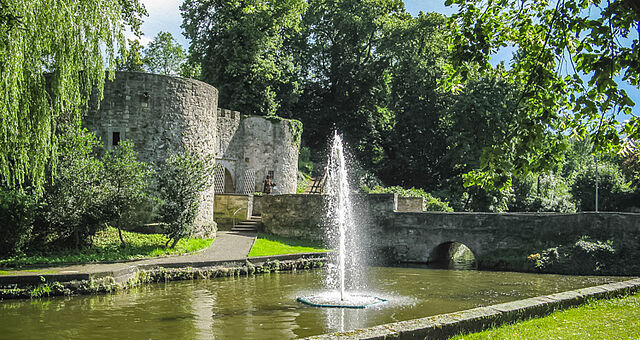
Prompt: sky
<box><xmin>133</xmin><ymin>0</ymin><xmax>638</xmax><ymax>118</ymax></box>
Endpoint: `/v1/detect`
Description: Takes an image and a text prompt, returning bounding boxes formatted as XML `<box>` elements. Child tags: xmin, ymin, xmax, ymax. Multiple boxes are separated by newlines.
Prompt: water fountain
<box><xmin>297</xmin><ymin>132</ymin><xmax>387</xmax><ymax>309</ymax></box>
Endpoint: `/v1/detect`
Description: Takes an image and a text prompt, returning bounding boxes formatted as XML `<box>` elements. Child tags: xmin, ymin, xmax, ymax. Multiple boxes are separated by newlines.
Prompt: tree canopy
<box><xmin>0</xmin><ymin>0</ymin><xmax>147</xmax><ymax>191</ymax></box>
<box><xmin>446</xmin><ymin>0</ymin><xmax>640</xmax><ymax>187</ymax></box>
<box><xmin>144</xmin><ymin>31</ymin><xmax>187</xmax><ymax>75</ymax></box>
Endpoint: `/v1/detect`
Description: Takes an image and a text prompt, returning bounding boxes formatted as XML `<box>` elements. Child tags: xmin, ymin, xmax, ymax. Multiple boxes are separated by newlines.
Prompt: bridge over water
<box><xmin>262</xmin><ymin>194</ymin><xmax>640</xmax><ymax>275</ymax></box>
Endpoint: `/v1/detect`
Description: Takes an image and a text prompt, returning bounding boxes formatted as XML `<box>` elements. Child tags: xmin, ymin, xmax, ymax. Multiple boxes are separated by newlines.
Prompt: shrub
<box><xmin>38</xmin><ymin>125</ymin><xmax>106</xmax><ymax>248</ymax></box>
<box><xmin>570</xmin><ymin>162</ymin><xmax>633</xmax><ymax>211</ymax></box>
<box><xmin>158</xmin><ymin>151</ymin><xmax>212</xmax><ymax>247</ymax></box>
<box><xmin>528</xmin><ymin>236</ymin><xmax>616</xmax><ymax>274</ymax></box>
<box><xmin>0</xmin><ymin>187</ymin><xmax>38</xmax><ymax>257</ymax></box>
<box><xmin>363</xmin><ymin>185</ymin><xmax>453</xmax><ymax>212</ymax></box>
<box><xmin>509</xmin><ymin>173</ymin><xmax>576</xmax><ymax>212</ymax></box>
<box><xmin>100</xmin><ymin>141</ymin><xmax>153</xmax><ymax>246</ymax></box>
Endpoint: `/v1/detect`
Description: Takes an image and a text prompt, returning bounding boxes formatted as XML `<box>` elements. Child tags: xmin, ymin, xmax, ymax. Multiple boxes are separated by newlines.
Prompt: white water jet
<box><xmin>297</xmin><ymin>131</ymin><xmax>386</xmax><ymax>309</ymax></box>
<box><xmin>325</xmin><ymin>131</ymin><xmax>352</xmax><ymax>301</ymax></box>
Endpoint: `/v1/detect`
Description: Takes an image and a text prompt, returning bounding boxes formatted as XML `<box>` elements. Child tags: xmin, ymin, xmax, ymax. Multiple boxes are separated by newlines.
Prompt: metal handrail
<box><xmin>232</xmin><ymin>207</ymin><xmax>246</xmax><ymax>228</ymax></box>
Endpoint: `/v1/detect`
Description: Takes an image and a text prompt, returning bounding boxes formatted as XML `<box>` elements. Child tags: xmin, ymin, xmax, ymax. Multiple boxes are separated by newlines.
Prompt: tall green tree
<box><xmin>445</xmin><ymin>0</ymin><xmax>640</xmax><ymax>188</ymax></box>
<box><xmin>144</xmin><ymin>31</ymin><xmax>186</xmax><ymax>75</ymax></box>
<box><xmin>378</xmin><ymin>12</ymin><xmax>451</xmax><ymax>188</ymax></box>
<box><xmin>181</xmin><ymin>0</ymin><xmax>306</xmax><ymax>116</ymax></box>
<box><xmin>116</xmin><ymin>39</ymin><xmax>146</xmax><ymax>72</ymax></box>
<box><xmin>295</xmin><ymin>0</ymin><xmax>408</xmax><ymax>166</ymax></box>
<box><xmin>0</xmin><ymin>0</ymin><xmax>146</xmax><ymax>191</ymax></box>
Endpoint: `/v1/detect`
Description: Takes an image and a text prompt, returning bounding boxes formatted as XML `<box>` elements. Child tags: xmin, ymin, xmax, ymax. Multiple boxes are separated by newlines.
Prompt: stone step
<box><xmin>231</xmin><ymin>226</ymin><xmax>258</xmax><ymax>232</ymax></box>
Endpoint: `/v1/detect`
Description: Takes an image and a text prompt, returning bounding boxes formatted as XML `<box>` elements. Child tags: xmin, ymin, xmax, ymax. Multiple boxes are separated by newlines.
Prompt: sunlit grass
<box><xmin>0</xmin><ymin>227</ymin><xmax>213</xmax><ymax>268</ymax></box>
<box><xmin>452</xmin><ymin>292</ymin><xmax>640</xmax><ymax>339</ymax></box>
<box><xmin>248</xmin><ymin>233</ymin><xmax>330</xmax><ymax>257</ymax></box>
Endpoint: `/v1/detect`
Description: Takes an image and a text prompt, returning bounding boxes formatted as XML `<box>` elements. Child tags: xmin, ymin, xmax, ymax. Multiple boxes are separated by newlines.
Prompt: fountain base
<box><xmin>297</xmin><ymin>293</ymin><xmax>387</xmax><ymax>309</ymax></box>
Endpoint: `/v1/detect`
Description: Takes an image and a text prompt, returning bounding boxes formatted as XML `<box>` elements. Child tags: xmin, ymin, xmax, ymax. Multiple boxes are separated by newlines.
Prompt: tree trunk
<box><xmin>170</xmin><ymin>238</ymin><xmax>179</xmax><ymax>248</ymax></box>
<box><xmin>118</xmin><ymin>227</ymin><xmax>127</xmax><ymax>247</ymax></box>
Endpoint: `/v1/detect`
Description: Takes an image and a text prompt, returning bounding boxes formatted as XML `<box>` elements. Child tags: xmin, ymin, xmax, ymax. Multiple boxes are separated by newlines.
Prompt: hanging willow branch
<box><xmin>0</xmin><ymin>0</ymin><xmax>145</xmax><ymax>192</ymax></box>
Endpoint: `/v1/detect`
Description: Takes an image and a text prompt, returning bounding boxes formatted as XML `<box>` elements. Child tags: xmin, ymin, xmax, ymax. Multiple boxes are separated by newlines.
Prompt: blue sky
<box><xmin>134</xmin><ymin>0</ymin><xmax>638</xmax><ymax>118</ymax></box>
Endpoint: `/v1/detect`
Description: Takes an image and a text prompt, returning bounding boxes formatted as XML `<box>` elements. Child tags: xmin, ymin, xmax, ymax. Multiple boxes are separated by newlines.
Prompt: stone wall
<box><xmin>397</xmin><ymin>197</ymin><xmax>425</xmax><ymax>212</ymax></box>
<box><xmin>261</xmin><ymin>194</ymin><xmax>396</xmax><ymax>241</ymax></box>
<box><xmin>215</xmin><ymin>113</ymin><xmax>300</xmax><ymax>195</ymax></box>
<box><xmin>261</xmin><ymin>193</ymin><xmax>640</xmax><ymax>275</ymax></box>
<box><xmin>262</xmin><ymin>194</ymin><xmax>326</xmax><ymax>240</ymax></box>
<box><xmin>213</xmin><ymin>194</ymin><xmax>253</xmax><ymax>230</ymax></box>
<box><xmin>84</xmin><ymin>72</ymin><xmax>217</xmax><ymax>233</ymax></box>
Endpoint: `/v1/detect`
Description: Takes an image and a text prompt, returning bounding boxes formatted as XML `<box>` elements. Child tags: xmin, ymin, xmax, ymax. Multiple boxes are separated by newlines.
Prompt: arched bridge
<box><xmin>261</xmin><ymin>194</ymin><xmax>640</xmax><ymax>274</ymax></box>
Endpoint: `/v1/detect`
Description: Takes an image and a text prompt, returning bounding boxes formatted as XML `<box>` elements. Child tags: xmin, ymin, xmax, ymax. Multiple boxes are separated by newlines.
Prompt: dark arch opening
<box><xmin>429</xmin><ymin>242</ymin><xmax>477</xmax><ymax>270</ymax></box>
<box><xmin>223</xmin><ymin>168</ymin><xmax>235</xmax><ymax>193</ymax></box>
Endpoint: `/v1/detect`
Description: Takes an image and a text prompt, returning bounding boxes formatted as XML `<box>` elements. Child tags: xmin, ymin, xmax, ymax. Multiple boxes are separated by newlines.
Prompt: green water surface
<box><xmin>0</xmin><ymin>267</ymin><xmax>627</xmax><ymax>339</ymax></box>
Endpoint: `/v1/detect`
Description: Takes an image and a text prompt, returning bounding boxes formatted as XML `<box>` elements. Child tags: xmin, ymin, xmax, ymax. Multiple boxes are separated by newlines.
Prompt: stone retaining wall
<box><xmin>213</xmin><ymin>194</ymin><xmax>253</xmax><ymax>230</ymax></box>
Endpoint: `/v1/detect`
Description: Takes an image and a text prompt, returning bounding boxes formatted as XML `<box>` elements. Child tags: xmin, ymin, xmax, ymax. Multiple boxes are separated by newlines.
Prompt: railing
<box><xmin>232</xmin><ymin>207</ymin><xmax>246</xmax><ymax>228</ymax></box>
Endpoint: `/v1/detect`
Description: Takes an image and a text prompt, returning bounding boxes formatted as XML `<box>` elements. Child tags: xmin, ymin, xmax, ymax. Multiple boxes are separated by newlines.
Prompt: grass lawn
<box><xmin>0</xmin><ymin>227</ymin><xmax>213</xmax><ymax>269</ymax></box>
<box><xmin>452</xmin><ymin>292</ymin><xmax>640</xmax><ymax>339</ymax></box>
<box><xmin>248</xmin><ymin>233</ymin><xmax>330</xmax><ymax>257</ymax></box>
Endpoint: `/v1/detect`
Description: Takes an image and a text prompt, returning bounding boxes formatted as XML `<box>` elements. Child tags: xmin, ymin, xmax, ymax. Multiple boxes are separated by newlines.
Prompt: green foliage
<box><xmin>116</xmin><ymin>39</ymin><xmax>146</xmax><ymax>72</ymax></box>
<box><xmin>0</xmin><ymin>187</ymin><xmax>38</xmax><ymax>257</ymax></box>
<box><xmin>295</xmin><ymin>0</ymin><xmax>409</xmax><ymax>167</ymax></box>
<box><xmin>38</xmin><ymin>124</ymin><xmax>107</xmax><ymax>248</ymax></box>
<box><xmin>179</xmin><ymin>59</ymin><xmax>202</xmax><ymax>79</ymax></box>
<box><xmin>248</xmin><ymin>233</ymin><xmax>329</xmax><ymax>257</ymax></box>
<box><xmin>297</xmin><ymin>172</ymin><xmax>311</xmax><ymax>194</ymax></box>
<box><xmin>144</xmin><ymin>31</ymin><xmax>186</xmax><ymax>75</ymax></box>
<box><xmin>101</xmin><ymin>141</ymin><xmax>153</xmax><ymax>245</ymax></box>
<box><xmin>0</xmin><ymin>0</ymin><xmax>146</xmax><ymax>191</ymax></box>
<box><xmin>509</xmin><ymin>173</ymin><xmax>576</xmax><ymax>213</ymax></box>
<box><xmin>298</xmin><ymin>146</ymin><xmax>313</xmax><ymax>176</ymax></box>
<box><xmin>0</xmin><ymin>227</ymin><xmax>212</xmax><ymax>268</ymax></box>
<box><xmin>158</xmin><ymin>152</ymin><xmax>213</xmax><ymax>247</ymax></box>
<box><xmin>181</xmin><ymin>0</ymin><xmax>306</xmax><ymax>116</ymax></box>
<box><xmin>446</xmin><ymin>0</ymin><xmax>640</xmax><ymax>189</ymax></box>
<box><xmin>570</xmin><ymin>161</ymin><xmax>633</xmax><ymax>211</ymax></box>
<box><xmin>527</xmin><ymin>236</ymin><xmax>616</xmax><ymax>274</ymax></box>
<box><xmin>364</xmin><ymin>185</ymin><xmax>453</xmax><ymax>212</ymax></box>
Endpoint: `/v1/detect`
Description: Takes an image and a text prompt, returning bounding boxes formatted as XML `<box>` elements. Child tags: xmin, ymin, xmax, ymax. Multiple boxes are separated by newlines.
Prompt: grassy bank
<box><xmin>0</xmin><ymin>227</ymin><xmax>213</xmax><ymax>269</ymax></box>
<box><xmin>452</xmin><ymin>292</ymin><xmax>640</xmax><ymax>339</ymax></box>
<box><xmin>248</xmin><ymin>233</ymin><xmax>330</xmax><ymax>257</ymax></box>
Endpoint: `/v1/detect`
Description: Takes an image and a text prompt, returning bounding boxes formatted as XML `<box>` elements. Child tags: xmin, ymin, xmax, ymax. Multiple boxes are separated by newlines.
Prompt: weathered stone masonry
<box><xmin>84</xmin><ymin>72</ymin><xmax>300</xmax><ymax>231</ymax></box>
<box><xmin>261</xmin><ymin>194</ymin><xmax>640</xmax><ymax>275</ymax></box>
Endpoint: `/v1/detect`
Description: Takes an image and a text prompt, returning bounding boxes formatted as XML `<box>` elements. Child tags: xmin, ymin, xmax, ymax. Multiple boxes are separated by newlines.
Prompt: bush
<box><xmin>528</xmin><ymin>236</ymin><xmax>616</xmax><ymax>274</ymax></box>
<box><xmin>363</xmin><ymin>185</ymin><xmax>453</xmax><ymax>212</ymax></box>
<box><xmin>0</xmin><ymin>187</ymin><xmax>38</xmax><ymax>257</ymax></box>
<box><xmin>38</xmin><ymin>125</ymin><xmax>106</xmax><ymax>248</ymax></box>
<box><xmin>100</xmin><ymin>141</ymin><xmax>153</xmax><ymax>245</ymax></box>
<box><xmin>509</xmin><ymin>173</ymin><xmax>576</xmax><ymax>212</ymax></box>
<box><xmin>570</xmin><ymin>162</ymin><xmax>633</xmax><ymax>211</ymax></box>
<box><xmin>158</xmin><ymin>151</ymin><xmax>212</xmax><ymax>247</ymax></box>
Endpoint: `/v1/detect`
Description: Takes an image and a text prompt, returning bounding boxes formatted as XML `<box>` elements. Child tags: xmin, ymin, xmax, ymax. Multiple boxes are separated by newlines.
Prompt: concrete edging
<box><xmin>305</xmin><ymin>278</ymin><xmax>640</xmax><ymax>340</ymax></box>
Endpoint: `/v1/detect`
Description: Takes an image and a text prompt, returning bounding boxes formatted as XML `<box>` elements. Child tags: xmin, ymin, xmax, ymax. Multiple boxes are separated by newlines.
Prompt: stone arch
<box><xmin>429</xmin><ymin>241</ymin><xmax>477</xmax><ymax>269</ymax></box>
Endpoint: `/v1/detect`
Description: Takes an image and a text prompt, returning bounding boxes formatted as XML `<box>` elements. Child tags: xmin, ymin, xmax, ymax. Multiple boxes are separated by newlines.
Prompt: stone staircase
<box><xmin>231</xmin><ymin>215</ymin><xmax>262</xmax><ymax>233</ymax></box>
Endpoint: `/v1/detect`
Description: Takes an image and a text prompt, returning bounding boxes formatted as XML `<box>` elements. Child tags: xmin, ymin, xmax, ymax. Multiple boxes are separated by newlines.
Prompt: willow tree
<box><xmin>0</xmin><ymin>0</ymin><xmax>146</xmax><ymax>191</ymax></box>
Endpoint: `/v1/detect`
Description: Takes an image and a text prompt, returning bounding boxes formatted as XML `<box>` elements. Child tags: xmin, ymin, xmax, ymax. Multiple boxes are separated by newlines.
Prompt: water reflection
<box><xmin>0</xmin><ymin>267</ymin><xmax>626</xmax><ymax>339</ymax></box>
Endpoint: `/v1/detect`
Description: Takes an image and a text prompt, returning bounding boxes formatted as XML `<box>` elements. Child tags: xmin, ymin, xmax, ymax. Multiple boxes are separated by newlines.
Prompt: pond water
<box><xmin>0</xmin><ymin>267</ymin><xmax>625</xmax><ymax>339</ymax></box>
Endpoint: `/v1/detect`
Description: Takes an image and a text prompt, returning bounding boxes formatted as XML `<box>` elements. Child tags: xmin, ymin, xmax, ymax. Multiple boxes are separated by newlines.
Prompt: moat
<box><xmin>0</xmin><ymin>267</ymin><xmax>625</xmax><ymax>339</ymax></box>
